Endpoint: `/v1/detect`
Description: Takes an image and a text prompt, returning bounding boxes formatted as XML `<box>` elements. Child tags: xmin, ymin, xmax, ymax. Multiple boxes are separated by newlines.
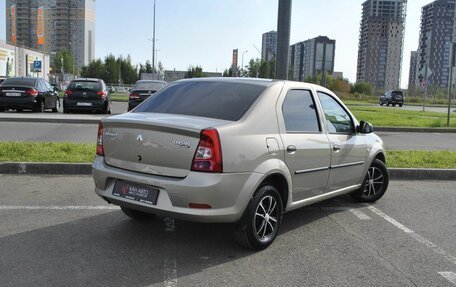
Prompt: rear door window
<box><xmin>282</xmin><ymin>90</ymin><xmax>321</xmax><ymax>133</ymax></box>
<box><xmin>134</xmin><ymin>81</ymin><xmax>267</xmax><ymax>121</ymax></box>
<box><xmin>2</xmin><ymin>78</ymin><xmax>37</xmax><ymax>87</ymax></box>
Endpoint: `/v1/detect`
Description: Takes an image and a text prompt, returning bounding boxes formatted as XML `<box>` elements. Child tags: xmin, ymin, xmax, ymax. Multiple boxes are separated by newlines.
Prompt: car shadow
<box><xmin>0</xmin><ymin>195</ymin><xmax>363</xmax><ymax>286</ymax></box>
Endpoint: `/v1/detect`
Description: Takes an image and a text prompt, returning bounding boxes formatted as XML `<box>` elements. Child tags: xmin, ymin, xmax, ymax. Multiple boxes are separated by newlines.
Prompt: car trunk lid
<box><xmin>102</xmin><ymin>113</ymin><xmax>230</xmax><ymax>178</ymax></box>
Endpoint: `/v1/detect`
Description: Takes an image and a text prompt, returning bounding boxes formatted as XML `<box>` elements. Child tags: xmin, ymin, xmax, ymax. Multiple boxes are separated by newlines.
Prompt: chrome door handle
<box><xmin>333</xmin><ymin>144</ymin><xmax>341</xmax><ymax>151</ymax></box>
<box><xmin>287</xmin><ymin>145</ymin><xmax>297</xmax><ymax>153</ymax></box>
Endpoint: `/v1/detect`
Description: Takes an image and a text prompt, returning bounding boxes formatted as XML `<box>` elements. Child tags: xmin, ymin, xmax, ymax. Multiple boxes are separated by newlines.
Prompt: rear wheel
<box><xmin>33</xmin><ymin>100</ymin><xmax>45</xmax><ymax>112</ymax></box>
<box><xmin>392</xmin><ymin>103</ymin><xmax>396</xmax><ymax>107</ymax></box>
<box><xmin>121</xmin><ymin>206</ymin><xmax>156</xmax><ymax>221</ymax></box>
<box><xmin>352</xmin><ymin>159</ymin><xmax>389</xmax><ymax>203</ymax></box>
<box><xmin>234</xmin><ymin>184</ymin><xmax>283</xmax><ymax>250</ymax></box>
<box><xmin>399</xmin><ymin>104</ymin><xmax>403</xmax><ymax>107</ymax></box>
<box><xmin>52</xmin><ymin>99</ymin><xmax>59</xmax><ymax>113</ymax></box>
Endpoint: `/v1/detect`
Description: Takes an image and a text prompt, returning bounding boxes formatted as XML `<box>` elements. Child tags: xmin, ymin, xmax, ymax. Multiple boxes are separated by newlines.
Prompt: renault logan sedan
<box><xmin>92</xmin><ymin>78</ymin><xmax>388</xmax><ymax>250</ymax></box>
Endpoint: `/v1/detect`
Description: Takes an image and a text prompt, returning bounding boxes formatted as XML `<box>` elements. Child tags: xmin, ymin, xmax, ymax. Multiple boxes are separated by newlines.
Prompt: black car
<box><xmin>0</xmin><ymin>77</ymin><xmax>60</xmax><ymax>112</ymax></box>
<box><xmin>128</xmin><ymin>80</ymin><xmax>167</xmax><ymax>111</ymax></box>
<box><xmin>63</xmin><ymin>78</ymin><xmax>112</xmax><ymax>114</ymax></box>
<box><xmin>379</xmin><ymin>90</ymin><xmax>404</xmax><ymax>107</ymax></box>
<box><xmin>0</xmin><ymin>77</ymin><xmax>5</xmax><ymax>85</ymax></box>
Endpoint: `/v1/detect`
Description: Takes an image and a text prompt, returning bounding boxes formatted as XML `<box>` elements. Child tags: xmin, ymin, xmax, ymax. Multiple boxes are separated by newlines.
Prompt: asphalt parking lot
<box><xmin>1</xmin><ymin>176</ymin><xmax>455</xmax><ymax>287</ymax></box>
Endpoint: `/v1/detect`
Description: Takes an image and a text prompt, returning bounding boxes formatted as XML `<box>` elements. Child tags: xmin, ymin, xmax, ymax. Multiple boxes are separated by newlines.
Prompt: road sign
<box><xmin>419</xmin><ymin>66</ymin><xmax>432</xmax><ymax>80</ymax></box>
<box><xmin>33</xmin><ymin>60</ymin><xmax>42</xmax><ymax>72</ymax></box>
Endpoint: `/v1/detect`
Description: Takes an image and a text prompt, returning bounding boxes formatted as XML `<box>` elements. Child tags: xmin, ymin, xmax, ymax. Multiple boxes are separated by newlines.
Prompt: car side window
<box><xmin>282</xmin><ymin>89</ymin><xmax>321</xmax><ymax>133</ymax></box>
<box><xmin>317</xmin><ymin>92</ymin><xmax>354</xmax><ymax>134</ymax></box>
<box><xmin>37</xmin><ymin>80</ymin><xmax>46</xmax><ymax>92</ymax></box>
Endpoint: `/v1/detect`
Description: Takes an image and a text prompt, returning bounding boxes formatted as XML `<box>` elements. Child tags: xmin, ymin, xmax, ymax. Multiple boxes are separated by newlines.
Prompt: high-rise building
<box><xmin>289</xmin><ymin>36</ymin><xmax>335</xmax><ymax>82</ymax></box>
<box><xmin>262</xmin><ymin>31</ymin><xmax>277</xmax><ymax>61</ymax></box>
<box><xmin>416</xmin><ymin>0</ymin><xmax>455</xmax><ymax>90</ymax></box>
<box><xmin>408</xmin><ymin>51</ymin><xmax>418</xmax><ymax>89</ymax></box>
<box><xmin>356</xmin><ymin>0</ymin><xmax>407</xmax><ymax>91</ymax></box>
<box><xmin>5</xmin><ymin>0</ymin><xmax>96</xmax><ymax>72</ymax></box>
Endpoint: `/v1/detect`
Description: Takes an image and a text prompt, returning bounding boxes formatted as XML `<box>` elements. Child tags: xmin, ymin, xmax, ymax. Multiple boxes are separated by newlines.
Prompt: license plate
<box><xmin>112</xmin><ymin>180</ymin><xmax>159</xmax><ymax>205</ymax></box>
<box><xmin>77</xmin><ymin>102</ymin><xmax>92</xmax><ymax>106</ymax></box>
<box><xmin>6</xmin><ymin>92</ymin><xmax>21</xmax><ymax>97</ymax></box>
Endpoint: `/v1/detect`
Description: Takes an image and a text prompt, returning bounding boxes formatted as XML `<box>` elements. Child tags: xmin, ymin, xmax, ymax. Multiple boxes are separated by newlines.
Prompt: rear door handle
<box><xmin>333</xmin><ymin>144</ymin><xmax>341</xmax><ymax>151</ymax></box>
<box><xmin>287</xmin><ymin>145</ymin><xmax>297</xmax><ymax>153</ymax></box>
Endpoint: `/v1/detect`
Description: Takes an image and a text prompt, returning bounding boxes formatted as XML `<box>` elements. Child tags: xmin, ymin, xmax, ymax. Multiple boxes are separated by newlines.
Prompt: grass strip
<box><xmin>0</xmin><ymin>142</ymin><xmax>95</xmax><ymax>163</ymax></box>
<box><xmin>349</xmin><ymin>106</ymin><xmax>455</xmax><ymax>128</ymax></box>
<box><xmin>1</xmin><ymin>142</ymin><xmax>456</xmax><ymax>169</ymax></box>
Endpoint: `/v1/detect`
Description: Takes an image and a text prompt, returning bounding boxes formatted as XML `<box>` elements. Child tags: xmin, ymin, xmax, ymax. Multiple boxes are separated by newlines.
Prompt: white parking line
<box><xmin>368</xmin><ymin>206</ymin><xmax>456</xmax><ymax>266</ymax></box>
<box><xmin>163</xmin><ymin>217</ymin><xmax>177</xmax><ymax>287</ymax></box>
<box><xmin>438</xmin><ymin>272</ymin><xmax>456</xmax><ymax>285</ymax></box>
<box><xmin>0</xmin><ymin>205</ymin><xmax>119</xmax><ymax>210</ymax></box>
<box><xmin>322</xmin><ymin>207</ymin><xmax>371</xmax><ymax>220</ymax></box>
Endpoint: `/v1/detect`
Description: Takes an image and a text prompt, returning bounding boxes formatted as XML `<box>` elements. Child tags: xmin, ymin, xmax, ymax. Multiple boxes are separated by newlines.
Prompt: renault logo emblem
<box><xmin>137</xmin><ymin>134</ymin><xmax>144</xmax><ymax>144</ymax></box>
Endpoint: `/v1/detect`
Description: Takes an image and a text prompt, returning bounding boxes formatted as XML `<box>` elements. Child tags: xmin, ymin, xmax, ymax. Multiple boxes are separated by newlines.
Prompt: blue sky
<box><xmin>1</xmin><ymin>0</ymin><xmax>432</xmax><ymax>87</ymax></box>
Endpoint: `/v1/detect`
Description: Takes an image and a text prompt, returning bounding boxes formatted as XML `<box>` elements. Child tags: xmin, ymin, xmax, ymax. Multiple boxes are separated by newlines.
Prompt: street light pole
<box><xmin>241</xmin><ymin>50</ymin><xmax>248</xmax><ymax>77</ymax></box>
<box><xmin>152</xmin><ymin>0</ymin><xmax>156</xmax><ymax>73</ymax></box>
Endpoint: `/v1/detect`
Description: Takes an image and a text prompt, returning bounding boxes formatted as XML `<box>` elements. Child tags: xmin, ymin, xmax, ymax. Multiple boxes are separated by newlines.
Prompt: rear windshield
<box><xmin>392</xmin><ymin>91</ymin><xmax>403</xmax><ymax>97</ymax></box>
<box><xmin>68</xmin><ymin>81</ymin><xmax>101</xmax><ymax>91</ymax></box>
<box><xmin>134</xmin><ymin>81</ymin><xmax>267</xmax><ymax>121</ymax></box>
<box><xmin>1</xmin><ymin>78</ymin><xmax>37</xmax><ymax>87</ymax></box>
<box><xmin>133</xmin><ymin>81</ymin><xmax>166</xmax><ymax>91</ymax></box>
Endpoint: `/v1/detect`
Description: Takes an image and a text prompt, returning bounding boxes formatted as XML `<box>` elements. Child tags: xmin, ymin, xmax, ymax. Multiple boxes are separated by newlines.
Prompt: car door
<box><xmin>279</xmin><ymin>89</ymin><xmax>331</xmax><ymax>202</ymax></box>
<box><xmin>42</xmin><ymin>80</ymin><xmax>57</xmax><ymax>109</ymax></box>
<box><xmin>316</xmin><ymin>91</ymin><xmax>368</xmax><ymax>192</ymax></box>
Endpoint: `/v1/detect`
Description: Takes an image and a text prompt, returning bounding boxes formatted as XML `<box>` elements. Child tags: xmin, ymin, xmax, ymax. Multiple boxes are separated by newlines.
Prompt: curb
<box><xmin>1</xmin><ymin>116</ymin><xmax>455</xmax><ymax>133</ymax></box>
<box><xmin>1</xmin><ymin>162</ymin><xmax>455</xmax><ymax>180</ymax></box>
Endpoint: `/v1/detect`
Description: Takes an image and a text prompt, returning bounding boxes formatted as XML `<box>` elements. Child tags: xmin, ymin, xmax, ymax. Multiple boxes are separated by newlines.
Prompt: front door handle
<box><xmin>333</xmin><ymin>144</ymin><xmax>341</xmax><ymax>152</ymax></box>
<box><xmin>287</xmin><ymin>145</ymin><xmax>297</xmax><ymax>153</ymax></box>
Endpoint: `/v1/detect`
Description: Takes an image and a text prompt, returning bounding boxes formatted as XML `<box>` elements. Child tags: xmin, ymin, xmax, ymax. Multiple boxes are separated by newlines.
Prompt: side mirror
<box><xmin>356</xmin><ymin>121</ymin><xmax>373</xmax><ymax>134</ymax></box>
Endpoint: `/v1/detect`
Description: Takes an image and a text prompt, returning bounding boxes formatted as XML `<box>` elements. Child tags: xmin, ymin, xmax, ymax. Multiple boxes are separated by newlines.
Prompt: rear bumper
<box><xmin>64</xmin><ymin>98</ymin><xmax>108</xmax><ymax>111</ymax></box>
<box><xmin>92</xmin><ymin>155</ymin><xmax>263</xmax><ymax>223</ymax></box>
<box><xmin>0</xmin><ymin>96</ymin><xmax>37</xmax><ymax>110</ymax></box>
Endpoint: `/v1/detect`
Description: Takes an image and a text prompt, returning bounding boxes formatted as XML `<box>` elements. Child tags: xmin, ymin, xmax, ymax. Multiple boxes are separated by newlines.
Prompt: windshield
<box><xmin>68</xmin><ymin>81</ymin><xmax>101</xmax><ymax>91</ymax></box>
<box><xmin>133</xmin><ymin>81</ymin><xmax>166</xmax><ymax>91</ymax></box>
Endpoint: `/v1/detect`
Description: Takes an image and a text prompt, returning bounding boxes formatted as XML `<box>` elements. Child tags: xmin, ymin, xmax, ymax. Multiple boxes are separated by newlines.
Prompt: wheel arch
<box><xmin>260</xmin><ymin>173</ymin><xmax>289</xmax><ymax>212</ymax></box>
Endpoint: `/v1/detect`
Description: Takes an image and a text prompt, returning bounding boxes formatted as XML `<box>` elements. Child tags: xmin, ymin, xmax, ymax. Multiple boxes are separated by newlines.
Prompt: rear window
<box><xmin>134</xmin><ymin>81</ymin><xmax>267</xmax><ymax>121</ymax></box>
<box><xmin>1</xmin><ymin>78</ymin><xmax>37</xmax><ymax>87</ymax></box>
<box><xmin>133</xmin><ymin>81</ymin><xmax>166</xmax><ymax>91</ymax></box>
<box><xmin>68</xmin><ymin>81</ymin><xmax>101</xmax><ymax>91</ymax></box>
<box><xmin>392</xmin><ymin>91</ymin><xmax>403</xmax><ymax>97</ymax></box>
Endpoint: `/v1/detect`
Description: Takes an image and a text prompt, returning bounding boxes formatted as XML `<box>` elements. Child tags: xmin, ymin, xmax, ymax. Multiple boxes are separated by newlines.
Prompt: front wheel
<box><xmin>52</xmin><ymin>99</ymin><xmax>60</xmax><ymax>113</ymax></box>
<box><xmin>352</xmin><ymin>159</ymin><xmax>389</xmax><ymax>203</ymax></box>
<box><xmin>234</xmin><ymin>184</ymin><xmax>283</xmax><ymax>250</ymax></box>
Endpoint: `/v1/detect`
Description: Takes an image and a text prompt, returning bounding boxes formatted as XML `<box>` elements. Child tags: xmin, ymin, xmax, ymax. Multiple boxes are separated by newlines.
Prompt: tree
<box><xmin>103</xmin><ymin>54</ymin><xmax>120</xmax><ymax>84</ymax></box>
<box><xmin>187</xmin><ymin>65</ymin><xmax>205</xmax><ymax>78</ymax></box>
<box><xmin>53</xmin><ymin>49</ymin><xmax>73</xmax><ymax>75</ymax></box>
<box><xmin>157</xmin><ymin>61</ymin><xmax>165</xmax><ymax>80</ymax></box>
<box><xmin>145</xmin><ymin>61</ymin><xmax>153</xmax><ymax>74</ymax></box>
<box><xmin>247</xmin><ymin>59</ymin><xmax>261</xmax><ymax>78</ymax></box>
<box><xmin>80</xmin><ymin>59</ymin><xmax>104</xmax><ymax>79</ymax></box>
<box><xmin>352</xmin><ymin>82</ymin><xmax>373</xmax><ymax>96</ymax></box>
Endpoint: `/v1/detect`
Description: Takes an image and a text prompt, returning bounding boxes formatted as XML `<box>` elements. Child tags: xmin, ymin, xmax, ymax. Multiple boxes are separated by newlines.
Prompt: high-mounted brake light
<box><xmin>96</xmin><ymin>121</ymin><xmax>104</xmax><ymax>156</ymax></box>
<box><xmin>191</xmin><ymin>129</ymin><xmax>223</xmax><ymax>173</ymax></box>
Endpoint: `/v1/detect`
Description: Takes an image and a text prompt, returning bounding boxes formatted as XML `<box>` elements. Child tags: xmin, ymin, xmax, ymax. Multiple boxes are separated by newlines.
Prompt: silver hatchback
<box><xmin>92</xmin><ymin>78</ymin><xmax>388</xmax><ymax>250</ymax></box>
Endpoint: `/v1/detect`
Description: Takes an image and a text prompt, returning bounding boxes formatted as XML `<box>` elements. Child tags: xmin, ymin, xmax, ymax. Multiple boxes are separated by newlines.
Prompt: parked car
<box><xmin>379</xmin><ymin>90</ymin><xmax>404</xmax><ymax>107</ymax></box>
<box><xmin>0</xmin><ymin>77</ymin><xmax>5</xmax><ymax>85</ymax></box>
<box><xmin>92</xmin><ymin>78</ymin><xmax>389</xmax><ymax>250</ymax></box>
<box><xmin>63</xmin><ymin>78</ymin><xmax>111</xmax><ymax>114</ymax></box>
<box><xmin>0</xmin><ymin>77</ymin><xmax>60</xmax><ymax>112</ymax></box>
<box><xmin>128</xmin><ymin>80</ymin><xmax>167</xmax><ymax>111</ymax></box>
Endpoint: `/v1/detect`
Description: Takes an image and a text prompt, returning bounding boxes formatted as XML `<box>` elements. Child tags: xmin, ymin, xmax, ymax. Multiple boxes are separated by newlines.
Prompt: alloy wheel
<box><xmin>363</xmin><ymin>166</ymin><xmax>384</xmax><ymax>198</ymax></box>
<box><xmin>254</xmin><ymin>195</ymin><xmax>279</xmax><ymax>241</ymax></box>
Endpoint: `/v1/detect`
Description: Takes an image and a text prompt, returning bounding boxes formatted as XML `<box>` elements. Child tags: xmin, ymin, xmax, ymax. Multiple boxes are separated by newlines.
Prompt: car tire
<box><xmin>392</xmin><ymin>103</ymin><xmax>396</xmax><ymax>107</ymax></box>
<box><xmin>399</xmin><ymin>104</ymin><xmax>403</xmax><ymax>107</ymax></box>
<box><xmin>234</xmin><ymin>183</ymin><xmax>283</xmax><ymax>250</ymax></box>
<box><xmin>379</xmin><ymin>100</ymin><xmax>383</xmax><ymax>106</ymax></box>
<box><xmin>52</xmin><ymin>99</ymin><xmax>59</xmax><ymax>113</ymax></box>
<box><xmin>121</xmin><ymin>206</ymin><xmax>156</xmax><ymax>221</ymax></box>
<box><xmin>351</xmin><ymin>159</ymin><xmax>389</xmax><ymax>203</ymax></box>
<box><xmin>33</xmin><ymin>100</ymin><xmax>45</xmax><ymax>113</ymax></box>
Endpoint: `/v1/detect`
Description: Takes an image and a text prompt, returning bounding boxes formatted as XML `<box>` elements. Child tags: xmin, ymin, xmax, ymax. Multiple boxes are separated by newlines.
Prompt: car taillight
<box><xmin>25</xmin><ymin>89</ymin><xmax>39</xmax><ymax>96</ymax></box>
<box><xmin>129</xmin><ymin>92</ymin><xmax>140</xmax><ymax>99</ymax></box>
<box><xmin>65</xmin><ymin>89</ymin><xmax>73</xmax><ymax>96</ymax></box>
<box><xmin>97</xmin><ymin>91</ymin><xmax>107</xmax><ymax>99</ymax></box>
<box><xmin>96</xmin><ymin>121</ymin><xmax>104</xmax><ymax>156</ymax></box>
<box><xmin>191</xmin><ymin>129</ymin><xmax>222</xmax><ymax>173</ymax></box>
